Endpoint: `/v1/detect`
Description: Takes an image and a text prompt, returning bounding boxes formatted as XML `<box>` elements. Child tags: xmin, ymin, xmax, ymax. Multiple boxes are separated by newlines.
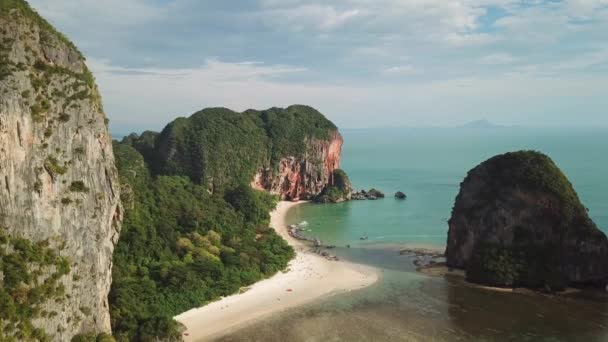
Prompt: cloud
<box><xmin>88</xmin><ymin>58</ymin><xmax>346</xmax><ymax>132</ymax></box>
<box><xmin>551</xmin><ymin>48</ymin><xmax>608</xmax><ymax>71</ymax></box>
<box><xmin>25</xmin><ymin>0</ymin><xmax>608</xmax><ymax>130</ymax></box>
<box><xmin>28</xmin><ymin>0</ymin><xmax>165</xmax><ymax>30</ymax></box>
<box><xmin>565</xmin><ymin>0</ymin><xmax>608</xmax><ymax>18</ymax></box>
<box><xmin>444</xmin><ymin>32</ymin><xmax>497</xmax><ymax>46</ymax></box>
<box><xmin>260</xmin><ymin>5</ymin><xmax>362</xmax><ymax>31</ymax></box>
<box><xmin>88</xmin><ymin>58</ymin><xmax>608</xmax><ymax>134</ymax></box>
<box><xmin>480</xmin><ymin>53</ymin><xmax>518</xmax><ymax>65</ymax></box>
<box><xmin>383</xmin><ymin>65</ymin><xmax>416</xmax><ymax>74</ymax></box>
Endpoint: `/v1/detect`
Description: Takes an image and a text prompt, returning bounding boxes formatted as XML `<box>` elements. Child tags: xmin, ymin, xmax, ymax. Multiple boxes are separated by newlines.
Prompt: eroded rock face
<box><xmin>446</xmin><ymin>151</ymin><xmax>608</xmax><ymax>290</ymax></box>
<box><xmin>251</xmin><ymin>130</ymin><xmax>344</xmax><ymax>200</ymax></box>
<box><xmin>0</xmin><ymin>2</ymin><xmax>121</xmax><ymax>339</ymax></box>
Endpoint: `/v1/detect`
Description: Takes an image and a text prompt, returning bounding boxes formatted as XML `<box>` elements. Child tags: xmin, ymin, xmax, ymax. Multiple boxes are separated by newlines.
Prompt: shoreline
<box><xmin>418</xmin><ymin>264</ymin><xmax>583</xmax><ymax>296</ymax></box>
<box><xmin>174</xmin><ymin>201</ymin><xmax>378</xmax><ymax>341</ymax></box>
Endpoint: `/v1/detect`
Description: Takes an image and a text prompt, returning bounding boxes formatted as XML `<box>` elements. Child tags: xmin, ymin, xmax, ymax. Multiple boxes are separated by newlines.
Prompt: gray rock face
<box><xmin>0</xmin><ymin>3</ymin><xmax>121</xmax><ymax>339</ymax></box>
<box><xmin>446</xmin><ymin>151</ymin><xmax>608</xmax><ymax>289</ymax></box>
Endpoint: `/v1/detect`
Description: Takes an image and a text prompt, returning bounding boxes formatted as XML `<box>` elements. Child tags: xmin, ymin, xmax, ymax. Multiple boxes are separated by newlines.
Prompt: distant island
<box><xmin>461</xmin><ymin>119</ymin><xmax>505</xmax><ymax>129</ymax></box>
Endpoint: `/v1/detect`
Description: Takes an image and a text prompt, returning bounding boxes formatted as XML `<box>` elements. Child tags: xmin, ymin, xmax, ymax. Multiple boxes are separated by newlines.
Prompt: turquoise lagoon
<box><xmin>221</xmin><ymin>127</ymin><xmax>608</xmax><ymax>342</ymax></box>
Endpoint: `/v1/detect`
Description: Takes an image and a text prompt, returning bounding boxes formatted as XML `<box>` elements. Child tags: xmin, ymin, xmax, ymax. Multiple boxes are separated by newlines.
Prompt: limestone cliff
<box><xmin>127</xmin><ymin>105</ymin><xmax>345</xmax><ymax>200</ymax></box>
<box><xmin>251</xmin><ymin>130</ymin><xmax>344</xmax><ymax>200</ymax></box>
<box><xmin>0</xmin><ymin>1</ymin><xmax>122</xmax><ymax>340</ymax></box>
<box><xmin>446</xmin><ymin>151</ymin><xmax>608</xmax><ymax>290</ymax></box>
<box><xmin>311</xmin><ymin>169</ymin><xmax>352</xmax><ymax>203</ymax></box>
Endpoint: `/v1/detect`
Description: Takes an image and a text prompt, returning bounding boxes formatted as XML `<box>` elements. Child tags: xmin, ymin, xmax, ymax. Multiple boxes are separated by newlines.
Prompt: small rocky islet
<box><xmin>311</xmin><ymin>169</ymin><xmax>408</xmax><ymax>203</ymax></box>
<box><xmin>394</xmin><ymin>191</ymin><xmax>407</xmax><ymax>199</ymax></box>
<box><xmin>351</xmin><ymin>188</ymin><xmax>385</xmax><ymax>200</ymax></box>
<box><xmin>444</xmin><ymin>150</ymin><xmax>608</xmax><ymax>292</ymax></box>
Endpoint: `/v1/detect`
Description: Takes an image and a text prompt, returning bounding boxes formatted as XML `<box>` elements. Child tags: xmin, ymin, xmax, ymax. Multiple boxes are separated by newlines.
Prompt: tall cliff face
<box><xmin>251</xmin><ymin>130</ymin><xmax>343</xmax><ymax>200</ymax></box>
<box><xmin>135</xmin><ymin>105</ymin><xmax>344</xmax><ymax>199</ymax></box>
<box><xmin>0</xmin><ymin>1</ymin><xmax>122</xmax><ymax>340</ymax></box>
<box><xmin>446</xmin><ymin>151</ymin><xmax>608</xmax><ymax>290</ymax></box>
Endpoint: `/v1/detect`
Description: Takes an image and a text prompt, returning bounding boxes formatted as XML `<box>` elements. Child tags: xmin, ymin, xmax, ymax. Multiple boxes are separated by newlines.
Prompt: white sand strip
<box><xmin>174</xmin><ymin>201</ymin><xmax>378</xmax><ymax>341</ymax></box>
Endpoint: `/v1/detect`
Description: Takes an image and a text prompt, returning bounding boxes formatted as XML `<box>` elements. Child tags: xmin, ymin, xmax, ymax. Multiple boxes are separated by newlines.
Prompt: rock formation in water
<box><xmin>0</xmin><ymin>1</ymin><xmax>122</xmax><ymax>339</ymax></box>
<box><xmin>313</xmin><ymin>169</ymin><xmax>352</xmax><ymax>203</ymax></box>
<box><xmin>394</xmin><ymin>191</ymin><xmax>407</xmax><ymax>199</ymax></box>
<box><xmin>125</xmin><ymin>105</ymin><xmax>345</xmax><ymax>200</ymax></box>
<box><xmin>352</xmin><ymin>188</ymin><xmax>385</xmax><ymax>200</ymax></box>
<box><xmin>446</xmin><ymin>151</ymin><xmax>608</xmax><ymax>291</ymax></box>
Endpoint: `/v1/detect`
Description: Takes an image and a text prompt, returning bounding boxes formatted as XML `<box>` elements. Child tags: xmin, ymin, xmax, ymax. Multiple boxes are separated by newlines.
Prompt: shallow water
<box><xmin>220</xmin><ymin>127</ymin><xmax>608</xmax><ymax>342</ymax></box>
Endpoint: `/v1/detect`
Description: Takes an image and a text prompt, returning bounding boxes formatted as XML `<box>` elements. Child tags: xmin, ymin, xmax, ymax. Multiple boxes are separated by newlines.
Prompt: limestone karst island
<box><xmin>1</xmin><ymin>1</ymin><xmax>608</xmax><ymax>341</ymax></box>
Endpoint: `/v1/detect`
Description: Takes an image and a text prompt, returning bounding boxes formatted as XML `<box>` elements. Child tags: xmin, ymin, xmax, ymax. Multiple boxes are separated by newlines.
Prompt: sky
<box><xmin>28</xmin><ymin>0</ymin><xmax>608</xmax><ymax>133</ymax></box>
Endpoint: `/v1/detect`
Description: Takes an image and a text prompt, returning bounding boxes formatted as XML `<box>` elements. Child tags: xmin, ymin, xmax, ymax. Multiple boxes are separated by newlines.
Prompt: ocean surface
<box><xmin>221</xmin><ymin>126</ymin><xmax>608</xmax><ymax>342</ymax></box>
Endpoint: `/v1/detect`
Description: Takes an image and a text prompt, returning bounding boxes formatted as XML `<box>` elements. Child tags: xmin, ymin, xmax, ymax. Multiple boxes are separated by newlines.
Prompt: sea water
<box><xmin>220</xmin><ymin>126</ymin><xmax>608</xmax><ymax>342</ymax></box>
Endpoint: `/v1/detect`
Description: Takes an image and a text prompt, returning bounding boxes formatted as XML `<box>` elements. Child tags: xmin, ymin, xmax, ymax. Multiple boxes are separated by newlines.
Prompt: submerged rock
<box><xmin>446</xmin><ymin>151</ymin><xmax>608</xmax><ymax>291</ymax></box>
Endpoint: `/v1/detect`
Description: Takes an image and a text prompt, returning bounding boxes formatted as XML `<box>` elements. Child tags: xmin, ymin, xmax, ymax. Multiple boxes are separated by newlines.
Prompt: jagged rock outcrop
<box><xmin>0</xmin><ymin>2</ymin><xmax>122</xmax><ymax>340</ymax></box>
<box><xmin>126</xmin><ymin>105</ymin><xmax>345</xmax><ymax>200</ymax></box>
<box><xmin>446</xmin><ymin>151</ymin><xmax>608</xmax><ymax>290</ymax></box>
<box><xmin>352</xmin><ymin>188</ymin><xmax>385</xmax><ymax>200</ymax></box>
<box><xmin>253</xmin><ymin>130</ymin><xmax>344</xmax><ymax>200</ymax></box>
<box><xmin>312</xmin><ymin>169</ymin><xmax>352</xmax><ymax>203</ymax></box>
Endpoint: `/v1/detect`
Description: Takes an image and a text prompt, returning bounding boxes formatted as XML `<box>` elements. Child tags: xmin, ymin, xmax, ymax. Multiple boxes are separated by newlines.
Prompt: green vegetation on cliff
<box><xmin>474</xmin><ymin>151</ymin><xmax>585</xmax><ymax>221</ymax></box>
<box><xmin>0</xmin><ymin>0</ymin><xmax>82</xmax><ymax>58</ymax></box>
<box><xmin>155</xmin><ymin>105</ymin><xmax>337</xmax><ymax>190</ymax></box>
<box><xmin>110</xmin><ymin>106</ymin><xmax>339</xmax><ymax>339</ymax></box>
<box><xmin>249</xmin><ymin>105</ymin><xmax>337</xmax><ymax>166</ymax></box>
<box><xmin>1</xmin><ymin>0</ymin><xmax>101</xmax><ymax>125</ymax></box>
<box><xmin>110</xmin><ymin>141</ymin><xmax>295</xmax><ymax>340</ymax></box>
<box><xmin>466</xmin><ymin>242</ymin><xmax>569</xmax><ymax>291</ymax></box>
<box><xmin>0</xmin><ymin>228</ymin><xmax>71</xmax><ymax>341</ymax></box>
<box><xmin>448</xmin><ymin>150</ymin><xmax>608</xmax><ymax>291</ymax></box>
<box><xmin>314</xmin><ymin>169</ymin><xmax>352</xmax><ymax>203</ymax></box>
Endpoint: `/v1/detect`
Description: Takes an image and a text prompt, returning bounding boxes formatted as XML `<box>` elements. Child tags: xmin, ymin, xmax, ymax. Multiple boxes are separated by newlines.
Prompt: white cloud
<box><xmin>565</xmin><ymin>0</ymin><xmax>608</xmax><ymax>18</ymax></box>
<box><xmin>383</xmin><ymin>65</ymin><xmax>416</xmax><ymax>74</ymax></box>
<box><xmin>88</xmin><ymin>58</ymin><xmax>608</xmax><ymax>132</ymax></box>
<box><xmin>480</xmin><ymin>53</ymin><xmax>518</xmax><ymax>65</ymax></box>
<box><xmin>28</xmin><ymin>0</ymin><xmax>165</xmax><ymax>28</ymax></box>
<box><xmin>88</xmin><ymin>58</ymin><xmax>355</xmax><ymax>131</ymax></box>
<box><xmin>551</xmin><ymin>48</ymin><xmax>608</xmax><ymax>70</ymax></box>
<box><xmin>260</xmin><ymin>5</ymin><xmax>362</xmax><ymax>31</ymax></box>
<box><xmin>26</xmin><ymin>0</ymin><xmax>608</xmax><ymax>129</ymax></box>
<box><xmin>444</xmin><ymin>32</ymin><xmax>497</xmax><ymax>46</ymax></box>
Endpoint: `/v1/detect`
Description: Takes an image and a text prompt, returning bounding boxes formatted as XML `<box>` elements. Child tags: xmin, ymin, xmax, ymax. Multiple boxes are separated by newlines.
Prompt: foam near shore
<box><xmin>174</xmin><ymin>201</ymin><xmax>378</xmax><ymax>341</ymax></box>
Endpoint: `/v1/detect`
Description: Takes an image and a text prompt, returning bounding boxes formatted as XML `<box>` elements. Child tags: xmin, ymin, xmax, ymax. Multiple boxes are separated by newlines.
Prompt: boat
<box><xmin>360</xmin><ymin>235</ymin><xmax>368</xmax><ymax>240</ymax></box>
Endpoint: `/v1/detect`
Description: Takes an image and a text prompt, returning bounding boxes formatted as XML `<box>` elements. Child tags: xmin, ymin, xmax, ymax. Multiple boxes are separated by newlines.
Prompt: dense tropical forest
<box><xmin>109</xmin><ymin>105</ymin><xmax>338</xmax><ymax>341</ymax></box>
<box><xmin>151</xmin><ymin>105</ymin><xmax>337</xmax><ymax>190</ymax></box>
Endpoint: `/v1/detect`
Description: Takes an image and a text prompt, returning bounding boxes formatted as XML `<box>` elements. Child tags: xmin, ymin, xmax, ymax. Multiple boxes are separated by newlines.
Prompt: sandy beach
<box><xmin>174</xmin><ymin>201</ymin><xmax>378</xmax><ymax>341</ymax></box>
